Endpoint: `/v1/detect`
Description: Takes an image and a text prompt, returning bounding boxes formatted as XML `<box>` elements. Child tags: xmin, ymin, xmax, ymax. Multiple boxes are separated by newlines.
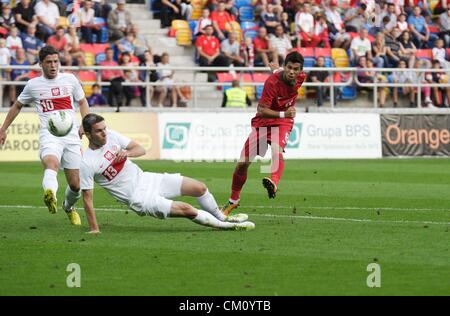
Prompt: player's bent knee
<box><xmin>197</xmin><ymin>182</ymin><xmax>207</xmax><ymax>196</ymax></box>
<box><xmin>69</xmin><ymin>184</ymin><xmax>80</xmax><ymax>192</ymax></box>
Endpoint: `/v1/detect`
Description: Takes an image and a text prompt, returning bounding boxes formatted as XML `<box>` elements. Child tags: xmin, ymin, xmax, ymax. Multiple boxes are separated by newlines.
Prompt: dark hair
<box><xmin>39</xmin><ymin>45</ymin><xmax>59</xmax><ymax>62</ymax></box>
<box><xmin>83</xmin><ymin>113</ymin><xmax>105</xmax><ymax>134</ymax></box>
<box><xmin>284</xmin><ymin>51</ymin><xmax>304</xmax><ymax>67</ymax></box>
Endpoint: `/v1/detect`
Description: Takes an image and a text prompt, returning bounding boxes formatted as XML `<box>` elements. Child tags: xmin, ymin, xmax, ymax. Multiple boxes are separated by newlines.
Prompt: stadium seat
<box><xmin>171</xmin><ymin>20</ymin><xmax>190</xmax><ymax>31</ymax></box>
<box><xmin>340</xmin><ymin>86</ymin><xmax>357</xmax><ymax>100</ymax></box>
<box><xmin>239</xmin><ymin>6</ymin><xmax>255</xmax><ymax>22</ymax></box>
<box><xmin>58</xmin><ymin>16</ymin><xmax>69</xmax><ymax>29</ymax></box>
<box><xmin>294</xmin><ymin>47</ymin><xmax>314</xmax><ymax>58</ymax></box>
<box><xmin>315</xmin><ymin>48</ymin><xmax>333</xmax><ymax>67</ymax></box>
<box><xmin>93</xmin><ymin>17</ymin><xmax>106</xmax><ymax>27</ymax></box>
<box><xmin>240</xmin><ymin>21</ymin><xmax>258</xmax><ymax>32</ymax></box>
<box><xmin>331</xmin><ymin>48</ymin><xmax>350</xmax><ymax>67</ymax></box>
<box><xmin>95</xmin><ymin>53</ymin><xmax>106</xmax><ymax>65</ymax></box>
<box><xmin>416</xmin><ymin>49</ymin><xmax>433</xmax><ymax>60</ymax></box>
<box><xmin>188</xmin><ymin>20</ymin><xmax>198</xmax><ymax>35</ymax></box>
<box><xmin>176</xmin><ymin>29</ymin><xmax>193</xmax><ymax>46</ymax></box>
<box><xmin>235</xmin><ymin>0</ymin><xmax>253</xmax><ymax>8</ymax></box>
<box><xmin>84</xmin><ymin>52</ymin><xmax>95</xmax><ymax>66</ymax></box>
<box><xmin>244</xmin><ymin>29</ymin><xmax>258</xmax><ymax>40</ymax></box>
<box><xmin>78</xmin><ymin>70</ymin><xmax>97</xmax><ymax>96</ymax></box>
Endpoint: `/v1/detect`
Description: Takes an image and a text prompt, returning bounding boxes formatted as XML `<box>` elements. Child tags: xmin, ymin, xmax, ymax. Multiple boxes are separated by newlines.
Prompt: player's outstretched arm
<box><xmin>0</xmin><ymin>101</ymin><xmax>24</xmax><ymax>145</ymax></box>
<box><xmin>113</xmin><ymin>141</ymin><xmax>146</xmax><ymax>163</ymax></box>
<box><xmin>82</xmin><ymin>189</ymin><xmax>100</xmax><ymax>234</ymax></box>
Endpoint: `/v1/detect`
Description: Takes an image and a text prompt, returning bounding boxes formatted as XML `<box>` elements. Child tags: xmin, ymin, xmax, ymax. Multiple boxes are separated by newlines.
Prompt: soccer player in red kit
<box><xmin>222</xmin><ymin>51</ymin><xmax>306</xmax><ymax>215</ymax></box>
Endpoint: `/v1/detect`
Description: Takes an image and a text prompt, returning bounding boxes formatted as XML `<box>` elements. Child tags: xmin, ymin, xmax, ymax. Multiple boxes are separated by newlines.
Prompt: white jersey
<box><xmin>80</xmin><ymin>129</ymin><xmax>143</xmax><ymax>204</ymax></box>
<box><xmin>17</xmin><ymin>72</ymin><xmax>85</xmax><ymax>143</ymax></box>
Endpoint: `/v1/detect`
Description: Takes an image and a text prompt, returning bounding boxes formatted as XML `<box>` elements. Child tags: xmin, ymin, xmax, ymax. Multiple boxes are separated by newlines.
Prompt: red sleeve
<box><xmin>297</xmin><ymin>72</ymin><xmax>307</xmax><ymax>85</ymax></box>
<box><xmin>195</xmin><ymin>36</ymin><xmax>203</xmax><ymax>48</ymax></box>
<box><xmin>210</xmin><ymin>12</ymin><xmax>218</xmax><ymax>22</ymax></box>
<box><xmin>258</xmin><ymin>78</ymin><xmax>276</xmax><ymax>108</ymax></box>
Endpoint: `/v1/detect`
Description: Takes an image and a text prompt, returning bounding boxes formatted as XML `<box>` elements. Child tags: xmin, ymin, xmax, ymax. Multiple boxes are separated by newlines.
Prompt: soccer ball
<box><xmin>47</xmin><ymin>111</ymin><xmax>73</xmax><ymax>137</ymax></box>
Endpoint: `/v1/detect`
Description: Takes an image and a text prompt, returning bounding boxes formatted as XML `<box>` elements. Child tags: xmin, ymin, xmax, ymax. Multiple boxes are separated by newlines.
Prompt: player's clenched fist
<box><xmin>285</xmin><ymin>106</ymin><xmax>296</xmax><ymax>118</ymax></box>
<box><xmin>114</xmin><ymin>149</ymin><xmax>129</xmax><ymax>163</ymax></box>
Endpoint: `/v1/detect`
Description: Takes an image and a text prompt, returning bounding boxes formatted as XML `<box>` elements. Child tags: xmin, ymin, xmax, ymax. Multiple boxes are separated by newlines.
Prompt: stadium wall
<box><xmin>1</xmin><ymin>111</ymin><xmax>450</xmax><ymax>161</ymax></box>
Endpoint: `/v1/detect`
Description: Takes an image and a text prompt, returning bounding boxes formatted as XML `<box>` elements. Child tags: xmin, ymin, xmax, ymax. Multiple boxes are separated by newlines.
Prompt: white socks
<box><xmin>192</xmin><ymin>209</ymin><xmax>235</xmax><ymax>229</ymax></box>
<box><xmin>64</xmin><ymin>186</ymin><xmax>81</xmax><ymax>211</ymax></box>
<box><xmin>196</xmin><ymin>189</ymin><xmax>226</xmax><ymax>221</ymax></box>
<box><xmin>42</xmin><ymin>169</ymin><xmax>58</xmax><ymax>194</ymax></box>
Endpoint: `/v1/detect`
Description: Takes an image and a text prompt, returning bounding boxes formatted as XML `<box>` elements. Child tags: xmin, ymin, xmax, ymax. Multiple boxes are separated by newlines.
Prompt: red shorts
<box><xmin>240</xmin><ymin>125</ymin><xmax>292</xmax><ymax>161</ymax></box>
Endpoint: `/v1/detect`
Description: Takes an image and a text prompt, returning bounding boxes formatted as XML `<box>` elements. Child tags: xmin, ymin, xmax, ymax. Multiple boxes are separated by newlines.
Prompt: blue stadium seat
<box><xmin>324</xmin><ymin>57</ymin><xmax>333</xmax><ymax>68</ymax></box>
<box><xmin>240</xmin><ymin>21</ymin><xmax>258</xmax><ymax>32</ymax></box>
<box><xmin>95</xmin><ymin>53</ymin><xmax>106</xmax><ymax>65</ymax></box>
<box><xmin>100</xmin><ymin>26</ymin><xmax>109</xmax><ymax>43</ymax></box>
<box><xmin>236</xmin><ymin>0</ymin><xmax>253</xmax><ymax>8</ymax></box>
<box><xmin>188</xmin><ymin>20</ymin><xmax>198</xmax><ymax>34</ymax></box>
<box><xmin>256</xmin><ymin>85</ymin><xmax>263</xmax><ymax>99</ymax></box>
<box><xmin>303</xmin><ymin>57</ymin><xmax>316</xmax><ymax>68</ymax></box>
<box><xmin>239</xmin><ymin>6</ymin><xmax>255</xmax><ymax>22</ymax></box>
<box><xmin>244</xmin><ymin>29</ymin><xmax>258</xmax><ymax>40</ymax></box>
<box><xmin>339</xmin><ymin>86</ymin><xmax>357</xmax><ymax>100</ymax></box>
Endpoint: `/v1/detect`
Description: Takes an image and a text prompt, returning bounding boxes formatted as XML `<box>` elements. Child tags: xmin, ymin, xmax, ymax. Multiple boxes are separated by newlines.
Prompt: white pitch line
<box><xmin>0</xmin><ymin>204</ymin><xmax>449</xmax><ymax>226</ymax></box>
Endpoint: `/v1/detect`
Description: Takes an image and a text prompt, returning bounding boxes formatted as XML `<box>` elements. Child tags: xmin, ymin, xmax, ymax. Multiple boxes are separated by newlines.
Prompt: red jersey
<box><xmin>251</xmin><ymin>71</ymin><xmax>306</xmax><ymax>128</ymax></box>
<box><xmin>195</xmin><ymin>34</ymin><xmax>220</xmax><ymax>57</ymax></box>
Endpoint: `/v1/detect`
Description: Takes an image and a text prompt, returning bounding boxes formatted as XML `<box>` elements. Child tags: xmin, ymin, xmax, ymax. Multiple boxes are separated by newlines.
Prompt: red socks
<box><xmin>230</xmin><ymin>169</ymin><xmax>247</xmax><ymax>201</ymax></box>
<box><xmin>271</xmin><ymin>153</ymin><xmax>284</xmax><ymax>187</ymax></box>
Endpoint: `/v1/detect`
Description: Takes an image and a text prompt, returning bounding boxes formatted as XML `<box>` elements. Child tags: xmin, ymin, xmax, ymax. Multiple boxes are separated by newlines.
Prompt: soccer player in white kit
<box><xmin>80</xmin><ymin>114</ymin><xmax>255</xmax><ymax>234</ymax></box>
<box><xmin>0</xmin><ymin>46</ymin><xmax>90</xmax><ymax>225</ymax></box>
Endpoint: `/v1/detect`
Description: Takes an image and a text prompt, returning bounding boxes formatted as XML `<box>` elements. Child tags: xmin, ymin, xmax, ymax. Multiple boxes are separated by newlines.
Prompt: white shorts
<box><xmin>129</xmin><ymin>172</ymin><xmax>184</xmax><ymax>219</ymax></box>
<box><xmin>39</xmin><ymin>133</ymin><xmax>82</xmax><ymax>170</ymax></box>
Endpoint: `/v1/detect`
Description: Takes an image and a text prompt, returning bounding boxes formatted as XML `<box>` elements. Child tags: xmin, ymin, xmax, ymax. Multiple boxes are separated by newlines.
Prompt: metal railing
<box><xmin>1</xmin><ymin>65</ymin><xmax>449</xmax><ymax>108</ymax></box>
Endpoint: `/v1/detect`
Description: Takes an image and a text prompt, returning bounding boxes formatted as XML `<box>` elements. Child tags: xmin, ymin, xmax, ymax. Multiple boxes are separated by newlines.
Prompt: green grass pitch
<box><xmin>0</xmin><ymin>159</ymin><xmax>449</xmax><ymax>295</ymax></box>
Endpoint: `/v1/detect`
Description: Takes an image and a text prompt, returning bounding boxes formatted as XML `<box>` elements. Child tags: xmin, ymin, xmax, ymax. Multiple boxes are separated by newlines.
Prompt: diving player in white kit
<box><xmin>80</xmin><ymin>113</ymin><xmax>255</xmax><ymax>233</ymax></box>
<box><xmin>0</xmin><ymin>46</ymin><xmax>90</xmax><ymax>225</ymax></box>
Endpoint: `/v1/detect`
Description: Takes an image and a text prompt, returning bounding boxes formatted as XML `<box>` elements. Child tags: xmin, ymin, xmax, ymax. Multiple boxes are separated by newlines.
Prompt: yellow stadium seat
<box><xmin>171</xmin><ymin>20</ymin><xmax>190</xmax><ymax>31</ymax></box>
<box><xmin>84</xmin><ymin>52</ymin><xmax>95</xmax><ymax>66</ymax></box>
<box><xmin>242</xmin><ymin>86</ymin><xmax>255</xmax><ymax>101</ymax></box>
<box><xmin>332</xmin><ymin>48</ymin><xmax>350</xmax><ymax>67</ymax></box>
<box><xmin>297</xmin><ymin>86</ymin><xmax>306</xmax><ymax>99</ymax></box>
<box><xmin>176</xmin><ymin>29</ymin><xmax>192</xmax><ymax>46</ymax></box>
<box><xmin>83</xmin><ymin>85</ymin><xmax>93</xmax><ymax>97</ymax></box>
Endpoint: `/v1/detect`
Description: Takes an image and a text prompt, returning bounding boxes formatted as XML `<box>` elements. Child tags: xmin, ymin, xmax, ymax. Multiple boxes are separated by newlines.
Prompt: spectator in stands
<box><xmin>35</xmin><ymin>0</ymin><xmax>60</xmax><ymax>41</ymax></box>
<box><xmin>280</xmin><ymin>11</ymin><xmax>290</xmax><ymax>35</ymax></box>
<box><xmin>0</xmin><ymin>38</ymin><xmax>10</xmax><ymax>81</ymax></box>
<box><xmin>195</xmin><ymin>24</ymin><xmax>230</xmax><ymax>80</ymax></box>
<box><xmin>195</xmin><ymin>8</ymin><xmax>213</xmax><ymax>36</ymax></box>
<box><xmin>118</xmin><ymin>32</ymin><xmax>137</xmax><ymax>56</ymax></box>
<box><xmin>344</xmin><ymin>3</ymin><xmax>367</xmax><ymax>33</ymax></box>
<box><xmin>261</xmin><ymin>4</ymin><xmax>280</xmax><ymax>35</ymax></box>
<box><xmin>21</xmin><ymin>24</ymin><xmax>44</xmax><ymax>64</ymax></box>
<box><xmin>47</xmin><ymin>26</ymin><xmax>69</xmax><ymax>62</ymax></box>
<box><xmin>254</xmin><ymin>26</ymin><xmax>278</xmax><ymax>67</ymax></box>
<box><xmin>408</xmin><ymin>6</ymin><xmax>432</xmax><ymax>48</ymax></box>
<box><xmin>381</xmin><ymin>3</ymin><xmax>397</xmax><ymax>33</ymax></box>
<box><xmin>399</xmin><ymin>30</ymin><xmax>418</xmax><ymax>68</ymax></box>
<box><xmin>314</xmin><ymin>12</ymin><xmax>330</xmax><ymax>48</ymax></box>
<box><xmin>432</xmin><ymin>38</ymin><xmax>450</xmax><ymax>68</ymax></box>
<box><xmin>221</xmin><ymin>31</ymin><xmax>245</xmax><ymax>66</ymax></box>
<box><xmin>100</xmin><ymin>47</ymin><xmax>125</xmax><ymax>111</ymax></box>
<box><xmin>384</xmin><ymin>27</ymin><xmax>403</xmax><ymax>67</ymax></box>
<box><xmin>211</xmin><ymin>1</ymin><xmax>235</xmax><ymax>41</ymax></box>
<box><xmin>0</xmin><ymin>4</ymin><xmax>16</xmax><ymax>33</ymax></box>
<box><xmin>390</xmin><ymin>59</ymin><xmax>414</xmax><ymax>108</ymax></box>
<box><xmin>325</xmin><ymin>0</ymin><xmax>351</xmax><ymax>49</ymax></box>
<box><xmin>372</xmin><ymin>33</ymin><xmax>388</xmax><ymax>68</ymax></box>
<box><xmin>107</xmin><ymin>0</ymin><xmax>132</xmax><ymax>41</ymax></box>
<box><xmin>65</xmin><ymin>25</ymin><xmax>84</xmax><ymax>60</ymax></box>
<box><xmin>397</xmin><ymin>13</ymin><xmax>408</xmax><ymax>32</ymax></box>
<box><xmin>87</xmin><ymin>83</ymin><xmax>108</xmax><ymax>107</ymax></box>
<box><xmin>308</xmin><ymin>56</ymin><xmax>336</xmax><ymax>107</ymax></box>
<box><xmin>131</xmin><ymin>25</ymin><xmax>151</xmax><ymax>59</ymax></box>
<box><xmin>161</xmin><ymin>0</ymin><xmax>182</xmax><ymax>28</ymax></box>
<box><xmin>430</xmin><ymin>59</ymin><xmax>450</xmax><ymax>107</ymax></box>
<box><xmin>439</xmin><ymin>3</ymin><xmax>450</xmax><ymax>48</ymax></box>
<box><xmin>8</xmin><ymin>48</ymin><xmax>30</xmax><ymax>104</ymax></box>
<box><xmin>269</xmin><ymin>24</ymin><xmax>292</xmax><ymax>64</ymax></box>
<box><xmin>156</xmin><ymin>52</ymin><xmax>187</xmax><ymax>107</ymax></box>
<box><xmin>13</xmin><ymin>0</ymin><xmax>38</xmax><ymax>35</ymax></box>
<box><xmin>356</xmin><ymin>56</ymin><xmax>387</xmax><ymax>107</ymax></box>
<box><xmin>221</xmin><ymin>79</ymin><xmax>251</xmax><ymax>108</ymax></box>
<box><xmin>350</xmin><ymin>27</ymin><xmax>372</xmax><ymax>65</ymax></box>
<box><xmin>181</xmin><ymin>0</ymin><xmax>194</xmax><ymax>21</ymax></box>
<box><xmin>139</xmin><ymin>49</ymin><xmax>157</xmax><ymax>107</ymax></box>
<box><xmin>241</xmin><ymin>36</ymin><xmax>255</xmax><ymax>67</ymax></box>
<box><xmin>295</xmin><ymin>3</ymin><xmax>319</xmax><ymax>47</ymax></box>
<box><xmin>93</xmin><ymin>0</ymin><xmax>112</xmax><ymax>21</ymax></box>
<box><xmin>79</xmin><ymin>0</ymin><xmax>101</xmax><ymax>44</ymax></box>
<box><xmin>409</xmin><ymin>58</ymin><xmax>434</xmax><ymax>107</ymax></box>
<box><xmin>6</xmin><ymin>26</ymin><xmax>23</xmax><ymax>60</ymax></box>
<box><xmin>206</xmin><ymin>0</ymin><xmax>219</xmax><ymax>13</ymax></box>
<box><xmin>120</xmin><ymin>52</ymin><xmax>141</xmax><ymax>107</ymax></box>
<box><xmin>225</xmin><ymin>0</ymin><xmax>238</xmax><ymax>19</ymax></box>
